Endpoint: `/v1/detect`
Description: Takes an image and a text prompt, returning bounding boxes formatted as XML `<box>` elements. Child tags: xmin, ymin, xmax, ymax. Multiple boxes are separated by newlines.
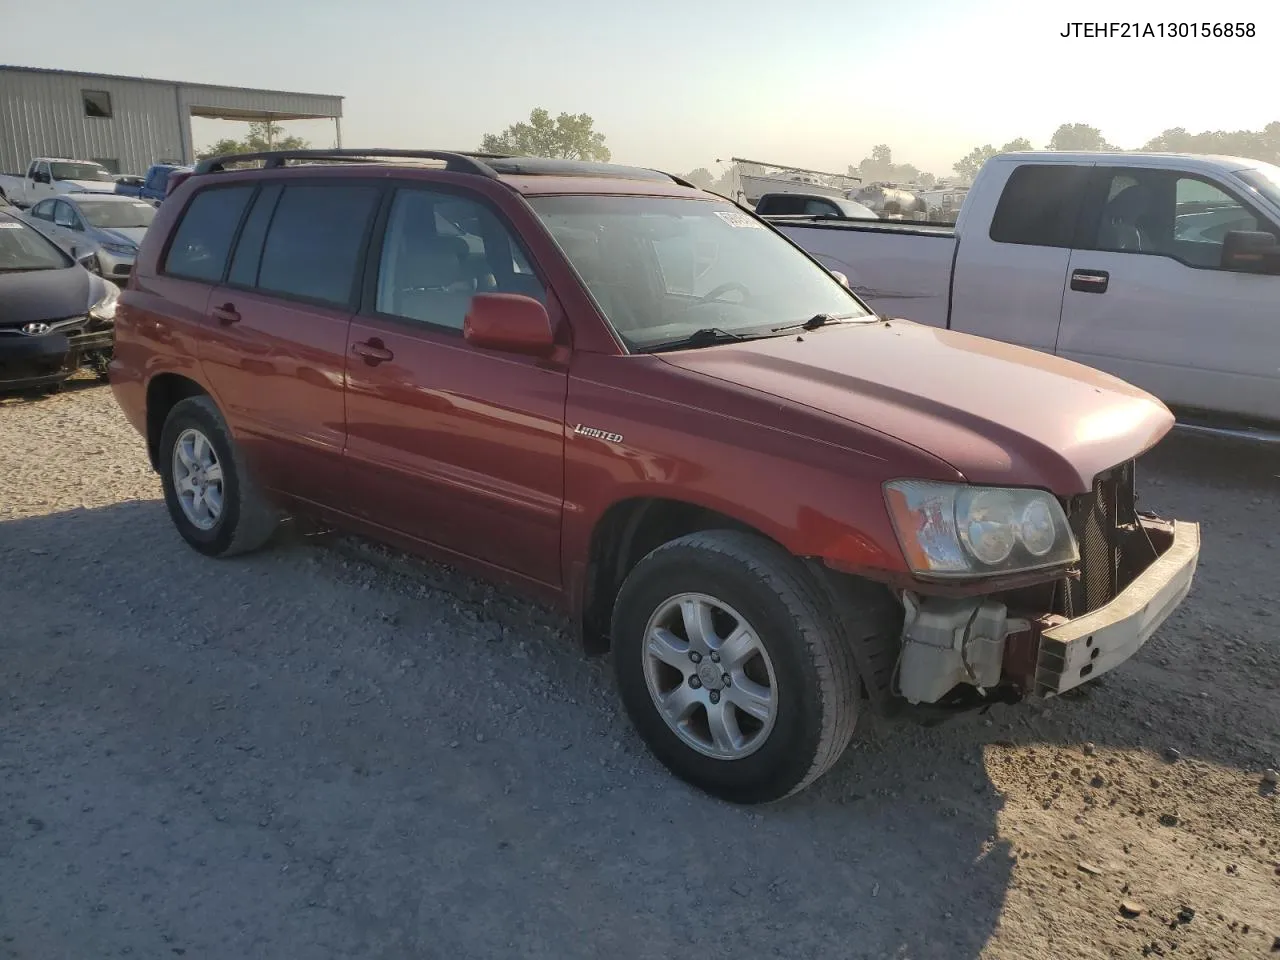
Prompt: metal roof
<box><xmin>0</xmin><ymin>64</ymin><xmax>342</xmax><ymax>104</ymax></box>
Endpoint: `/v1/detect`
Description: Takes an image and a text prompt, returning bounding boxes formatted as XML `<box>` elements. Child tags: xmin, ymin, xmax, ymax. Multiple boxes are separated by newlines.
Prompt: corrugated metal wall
<box><xmin>0</xmin><ymin>68</ymin><xmax>342</xmax><ymax>176</ymax></box>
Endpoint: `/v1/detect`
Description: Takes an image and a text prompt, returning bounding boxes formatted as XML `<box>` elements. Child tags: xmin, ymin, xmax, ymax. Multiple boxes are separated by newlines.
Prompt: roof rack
<box><xmin>191</xmin><ymin>149</ymin><xmax>704</xmax><ymax>190</ymax></box>
<box><xmin>193</xmin><ymin>148</ymin><xmax>506</xmax><ymax>177</ymax></box>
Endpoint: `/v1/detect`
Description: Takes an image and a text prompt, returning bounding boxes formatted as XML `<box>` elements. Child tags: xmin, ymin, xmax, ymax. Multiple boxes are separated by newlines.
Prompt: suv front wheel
<box><xmin>158</xmin><ymin>395</ymin><xmax>280</xmax><ymax>557</ymax></box>
<box><xmin>611</xmin><ymin>529</ymin><xmax>864</xmax><ymax>804</ymax></box>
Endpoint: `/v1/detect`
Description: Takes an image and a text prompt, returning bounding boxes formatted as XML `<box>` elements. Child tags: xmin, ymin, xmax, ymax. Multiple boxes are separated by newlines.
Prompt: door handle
<box><xmin>1070</xmin><ymin>269</ymin><xmax>1109</xmax><ymax>294</ymax></box>
<box><xmin>352</xmin><ymin>338</ymin><xmax>394</xmax><ymax>365</ymax></box>
<box><xmin>211</xmin><ymin>302</ymin><xmax>241</xmax><ymax>325</ymax></box>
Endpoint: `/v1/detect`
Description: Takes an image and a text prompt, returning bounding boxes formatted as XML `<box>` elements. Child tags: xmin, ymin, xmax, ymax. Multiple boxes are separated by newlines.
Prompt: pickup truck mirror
<box><xmin>463</xmin><ymin>293</ymin><xmax>555</xmax><ymax>356</ymax></box>
<box><xmin>32</xmin><ymin>171</ymin><xmax>50</xmax><ymax>184</ymax></box>
<box><xmin>1221</xmin><ymin>230</ymin><xmax>1280</xmax><ymax>274</ymax></box>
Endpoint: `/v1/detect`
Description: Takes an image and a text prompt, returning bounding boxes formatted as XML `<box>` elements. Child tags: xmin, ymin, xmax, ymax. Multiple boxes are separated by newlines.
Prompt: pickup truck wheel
<box><xmin>158</xmin><ymin>396</ymin><xmax>280</xmax><ymax>557</ymax></box>
<box><xmin>612</xmin><ymin>530</ymin><xmax>859</xmax><ymax>804</ymax></box>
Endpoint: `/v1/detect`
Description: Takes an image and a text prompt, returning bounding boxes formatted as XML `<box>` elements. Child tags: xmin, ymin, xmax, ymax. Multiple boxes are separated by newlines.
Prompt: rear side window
<box><xmin>227</xmin><ymin>184</ymin><xmax>283</xmax><ymax>287</ymax></box>
<box><xmin>163</xmin><ymin>186</ymin><xmax>254</xmax><ymax>282</ymax></box>
<box><xmin>989</xmin><ymin>164</ymin><xmax>1091</xmax><ymax>247</ymax></box>
<box><xmin>256</xmin><ymin>184</ymin><xmax>380</xmax><ymax>306</ymax></box>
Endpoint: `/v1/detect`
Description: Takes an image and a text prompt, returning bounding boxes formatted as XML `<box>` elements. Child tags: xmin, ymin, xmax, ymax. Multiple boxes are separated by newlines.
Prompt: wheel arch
<box><xmin>145</xmin><ymin>372</ymin><xmax>210</xmax><ymax>471</ymax></box>
<box><xmin>578</xmin><ymin>495</ymin><xmax>794</xmax><ymax>654</ymax></box>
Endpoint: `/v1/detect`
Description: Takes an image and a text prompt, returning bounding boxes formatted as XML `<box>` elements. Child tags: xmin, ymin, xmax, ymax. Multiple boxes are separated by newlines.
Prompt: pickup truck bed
<box><xmin>770</xmin><ymin>218</ymin><xmax>957</xmax><ymax>328</ymax></box>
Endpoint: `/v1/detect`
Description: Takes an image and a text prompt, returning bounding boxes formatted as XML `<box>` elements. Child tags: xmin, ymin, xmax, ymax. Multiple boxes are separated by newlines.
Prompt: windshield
<box><xmin>527</xmin><ymin>195</ymin><xmax>873</xmax><ymax>350</ymax></box>
<box><xmin>1236</xmin><ymin>162</ymin><xmax>1280</xmax><ymax>210</ymax></box>
<box><xmin>49</xmin><ymin>162</ymin><xmax>113</xmax><ymax>182</ymax></box>
<box><xmin>0</xmin><ymin>219</ymin><xmax>72</xmax><ymax>271</ymax></box>
<box><xmin>77</xmin><ymin>199</ymin><xmax>156</xmax><ymax>229</ymax></box>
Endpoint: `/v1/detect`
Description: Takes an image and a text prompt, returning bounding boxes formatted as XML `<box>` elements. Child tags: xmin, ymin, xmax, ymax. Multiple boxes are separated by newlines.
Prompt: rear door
<box><xmin>1057</xmin><ymin>167</ymin><xmax>1280</xmax><ymax>420</ymax></box>
<box><xmin>949</xmin><ymin>162</ymin><xmax>1093</xmax><ymax>351</ymax></box>
<box><xmin>343</xmin><ymin>183</ymin><xmax>569</xmax><ymax>586</ymax></box>
<box><xmin>196</xmin><ymin>179</ymin><xmax>381</xmax><ymax>507</ymax></box>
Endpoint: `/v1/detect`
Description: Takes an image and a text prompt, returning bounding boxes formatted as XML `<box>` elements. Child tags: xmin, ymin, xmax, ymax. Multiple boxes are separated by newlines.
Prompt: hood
<box><xmin>60</xmin><ymin>181</ymin><xmax>117</xmax><ymax>194</ymax></box>
<box><xmin>658</xmin><ymin>320</ymin><xmax>1173</xmax><ymax>494</ymax></box>
<box><xmin>100</xmin><ymin>226</ymin><xmax>147</xmax><ymax>247</ymax></box>
<box><xmin>0</xmin><ymin>266</ymin><xmax>92</xmax><ymax>327</ymax></box>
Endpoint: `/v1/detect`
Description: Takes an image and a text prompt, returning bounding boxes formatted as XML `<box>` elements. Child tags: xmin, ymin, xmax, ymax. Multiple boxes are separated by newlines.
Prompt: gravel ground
<box><xmin>1</xmin><ymin>382</ymin><xmax>1277</xmax><ymax>960</ymax></box>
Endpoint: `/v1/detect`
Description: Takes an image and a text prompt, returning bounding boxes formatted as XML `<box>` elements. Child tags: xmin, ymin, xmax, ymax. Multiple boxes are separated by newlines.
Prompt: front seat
<box><xmin>392</xmin><ymin>234</ymin><xmax>476</xmax><ymax>328</ymax></box>
<box><xmin>1098</xmin><ymin>184</ymin><xmax>1157</xmax><ymax>252</ymax></box>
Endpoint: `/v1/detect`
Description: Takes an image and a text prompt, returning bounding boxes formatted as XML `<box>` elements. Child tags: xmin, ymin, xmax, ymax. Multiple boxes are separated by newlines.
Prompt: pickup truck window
<box><xmin>163</xmin><ymin>185</ymin><xmax>255</xmax><ymax>282</ymax></box>
<box><xmin>48</xmin><ymin>162</ymin><xmax>114</xmax><ymax>183</ymax></box>
<box><xmin>528</xmin><ymin>195</ymin><xmax>870</xmax><ymax>351</ymax></box>
<box><xmin>1091</xmin><ymin>168</ymin><xmax>1269</xmax><ymax>268</ymax></box>
<box><xmin>374</xmin><ymin>187</ymin><xmax>546</xmax><ymax>331</ymax></box>
<box><xmin>1237</xmin><ymin>163</ymin><xmax>1280</xmax><ymax>210</ymax></box>
<box><xmin>989</xmin><ymin>164</ymin><xmax>1091</xmax><ymax>248</ymax></box>
<box><xmin>256</xmin><ymin>184</ymin><xmax>380</xmax><ymax>307</ymax></box>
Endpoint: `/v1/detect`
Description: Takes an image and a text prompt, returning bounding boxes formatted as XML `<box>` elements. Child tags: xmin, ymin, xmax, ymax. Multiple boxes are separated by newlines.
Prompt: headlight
<box><xmin>100</xmin><ymin>241</ymin><xmax>136</xmax><ymax>256</ymax></box>
<box><xmin>89</xmin><ymin>282</ymin><xmax>119</xmax><ymax>321</ymax></box>
<box><xmin>884</xmin><ymin>480</ymin><xmax>1078</xmax><ymax>577</ymax></box>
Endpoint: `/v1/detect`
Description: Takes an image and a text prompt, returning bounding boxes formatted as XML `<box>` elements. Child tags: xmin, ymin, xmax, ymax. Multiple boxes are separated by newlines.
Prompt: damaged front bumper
<box><xmin>896</xmin><ymin>515</ymin><xmax>1200</xmax><ymax>706</ymax></box>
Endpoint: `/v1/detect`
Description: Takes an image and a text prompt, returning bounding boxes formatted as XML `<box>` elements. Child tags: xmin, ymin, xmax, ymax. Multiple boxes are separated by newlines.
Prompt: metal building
<box><xmin>0</xmin><ymin>65</ymin><xmax>343</xmax><ymax>175</ymax></box>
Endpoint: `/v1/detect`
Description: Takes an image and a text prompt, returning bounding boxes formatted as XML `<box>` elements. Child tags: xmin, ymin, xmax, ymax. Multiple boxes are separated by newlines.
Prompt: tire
<box><xmin>611</xmin><ymin>529</ymin><xmax>861</xmax><ymax>804</ymax></box>
<box><xmin>158</xmin><ymin>395</ymin><xmax>280</xmax><ymax>557</ymax></box>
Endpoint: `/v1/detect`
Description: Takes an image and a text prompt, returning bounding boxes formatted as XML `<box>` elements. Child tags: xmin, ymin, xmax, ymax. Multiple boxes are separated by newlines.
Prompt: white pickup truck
<box><xmin>767</xmin><ymin>152</ymin><xmax>1280</xmax><ymax>438</ymax></box>
<box><xmin>0</xmin><ymin>158</ymin><xmax>120</xmax><ymax>209</ymax></box>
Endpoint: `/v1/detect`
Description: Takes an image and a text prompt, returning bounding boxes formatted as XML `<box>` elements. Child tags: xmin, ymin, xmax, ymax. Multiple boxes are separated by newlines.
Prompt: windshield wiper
<box><xmin>645</xmin><ymin>327</ymin><xmax>759</xmax><ymax>353</ymax></box>
<box><xmin>771</xmin><ymin>313</ymin><xmax>864</xmax><ymax>334</ymax></box>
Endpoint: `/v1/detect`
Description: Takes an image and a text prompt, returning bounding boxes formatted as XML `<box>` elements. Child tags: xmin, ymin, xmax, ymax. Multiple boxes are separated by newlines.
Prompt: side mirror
<box><xmin>1221</xmin><ymin>230</ymin><xmax>1280</xmax><ymax>274</ymax></box>
<box><xmin>75</xmin><ymin>249</ymin><xmax>100</xmax><ymax>273</ymax></box>
<box><xmin>463</xmin><ymin>293</ymin><xmax>555</xmax><ymax>356</ymax></box>
<box><xmin>830</xmin><ymin>270</ymin><xmax>851</xmax><ymax>288</ymax></box>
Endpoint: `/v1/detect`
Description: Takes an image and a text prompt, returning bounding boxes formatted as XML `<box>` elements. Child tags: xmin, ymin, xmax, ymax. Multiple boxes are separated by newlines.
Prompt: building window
<box><xmin>82</xmin><ymin>90</ymin><xmax>113</xmax><ymax>118</ymax></box>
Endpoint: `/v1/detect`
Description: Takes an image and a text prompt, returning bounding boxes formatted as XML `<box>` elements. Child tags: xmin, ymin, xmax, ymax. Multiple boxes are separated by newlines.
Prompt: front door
<box><xmin>193</xmin><ymin>180</ymin><xmax>381</xmax><ymax>507</ymax></box>
<box><xmin>1057</xmin><ymin>167</ymin><xmax>1280</xmax><ymax>421</ymax></box>
<box><xmin>343</xmin><ymin>184</ymin><xmax>568</xmax><ymax>586</ymax></box>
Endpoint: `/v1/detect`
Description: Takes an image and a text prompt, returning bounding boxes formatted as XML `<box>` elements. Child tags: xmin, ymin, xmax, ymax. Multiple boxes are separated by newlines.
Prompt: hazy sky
<box><xmin>2</xmin><ymin>0</ymin><xmax>1275</xmax><ymax>178</ymax></box>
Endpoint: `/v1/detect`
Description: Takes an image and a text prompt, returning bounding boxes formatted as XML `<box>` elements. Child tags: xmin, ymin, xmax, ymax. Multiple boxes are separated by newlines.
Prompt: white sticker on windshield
<box><xmin>0</xmin><ymin>222</ymin><xmax>22</xmax><ymax>229</ymax></box>
<box><xmin>715</xmin><ymin>210</ymin><xmax>764</xmax><ymax>229</ymax></box>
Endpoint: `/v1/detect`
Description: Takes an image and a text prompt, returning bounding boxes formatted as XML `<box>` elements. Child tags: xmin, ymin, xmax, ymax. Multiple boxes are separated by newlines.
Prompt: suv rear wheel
<box><xmin>158</xmin><ymin>395</ymin><xmax>280</xmax><ymax>557</ymax></box>
<box><xmin>611</xmin><ymin>529</ymin><xmax>863</xmax><ymax>804</ymax></box>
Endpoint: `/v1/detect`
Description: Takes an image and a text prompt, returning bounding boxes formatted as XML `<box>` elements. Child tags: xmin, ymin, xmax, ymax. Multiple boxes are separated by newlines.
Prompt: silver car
<box><xmin>24</xmin><ymin>194</ymin><xmax>156</xmax><ymax>283</ymax></box>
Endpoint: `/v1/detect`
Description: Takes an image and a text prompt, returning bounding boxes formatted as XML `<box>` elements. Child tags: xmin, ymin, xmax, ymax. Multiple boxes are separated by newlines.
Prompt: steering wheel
<box><xmin>695</xmin><ymin>281</ymin><xmax>751</xmax><ymax>305</ymax></box>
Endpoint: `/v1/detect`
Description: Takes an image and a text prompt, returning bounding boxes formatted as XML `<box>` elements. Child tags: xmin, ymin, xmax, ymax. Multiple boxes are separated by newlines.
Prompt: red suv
<box><xmin>111</xmin><ymin>149</ymin><xmax>1200</xmax><ymax>803</ymax></box>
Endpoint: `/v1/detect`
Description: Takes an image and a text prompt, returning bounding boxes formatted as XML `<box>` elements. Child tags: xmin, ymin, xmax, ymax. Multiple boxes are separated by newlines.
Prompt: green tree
<box><xmin>196</xmin><ymin>120</ymin><xmax>310</xmax><ymax>160</ymax></box>
<box><xmin>853</xmin><ymin>145</ymin><xmax>924</xmax><ymax>186</ymax></box>
<box><xmin>683</xmin><ymin>167</ymin><xmax>715</xmax><ymax>189</ymax></box>
<box><xmin>1046</xmin><ymin>123</ymin><xmax>1113</xmax><ymax>151</ymax></box>
<box><xmin>479</xmin><ymin>108</ymin><xmax>611</xmax><ymax>161</ymax></box>
<box><xmin>952</xmin><ymin>138</ymin><xmax>1034</xmax><ymax>181</ymax></box>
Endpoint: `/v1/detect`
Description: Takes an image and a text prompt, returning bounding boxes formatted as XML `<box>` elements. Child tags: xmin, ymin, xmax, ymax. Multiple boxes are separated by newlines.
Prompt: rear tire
<box><xmin>158</xmin><ymin>395</ymin><xmax>280</xmax><ymax>557</ymax></box>
<box><xmin>611</xmin><ymin>529</ymin><xmax>861</xmax><ymax>804</ymax></box>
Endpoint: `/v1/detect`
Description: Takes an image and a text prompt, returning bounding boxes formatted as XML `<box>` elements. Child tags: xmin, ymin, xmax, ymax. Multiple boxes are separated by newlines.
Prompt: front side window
<box><xmin>1236</xmin><ymin>162</ymin><xmax>1280</xmax><ymax>210</ymax></box>
<box><xmin>0</xmin><ymin>218</ymin><xmax>72</xmax><ymax>271</ymax></box>
<box><xmin>53</xmin><ymin>202</ymin><xmax>79</xmax><ymax>229</ymax></box>
<box><xmin>163</xmin><ymin>185</ymin><xmax>255</xmax><ymax>282</ymax></box>
<box><xmin>527</xmin><ymin>195</ymin><xmax>870</xmax><ymax>351</ymax></box>
<box><xmin>989</xmin><ymin>164</ymin><xmax>1091</xmax><ymax>247</ymax></box>
<box><xmin>255</xmin><ymin>183</ymin><xmax>380</xmax><ymax>306</ymax></box>
<box><xmin>375</xmin><ymin>188</ymin><xmax>546</xmax><ymax>331</ymax></box>
<box><xmin>1092</xmin><ymin>169</ymin><xmax>1268</xmax><ymax>268</ymax></box>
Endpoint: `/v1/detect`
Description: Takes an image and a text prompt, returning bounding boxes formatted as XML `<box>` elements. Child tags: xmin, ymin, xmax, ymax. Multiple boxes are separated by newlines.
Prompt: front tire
<box><xmin>158</xmin><ymin>395</ymin><xmax>280</xmax><ymax>557</ymax></box>
<box><xmin>611</xmin><ymin>530</ymin><xmax>861</xmax><ymax>804</ymax></box>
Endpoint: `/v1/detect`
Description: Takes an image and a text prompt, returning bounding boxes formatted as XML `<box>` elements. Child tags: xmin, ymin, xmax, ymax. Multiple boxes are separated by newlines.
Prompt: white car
<box><xmin>765</xmin><ymin>152</ymin><xmax>1280</xmax><ymax>437</ymax></box>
